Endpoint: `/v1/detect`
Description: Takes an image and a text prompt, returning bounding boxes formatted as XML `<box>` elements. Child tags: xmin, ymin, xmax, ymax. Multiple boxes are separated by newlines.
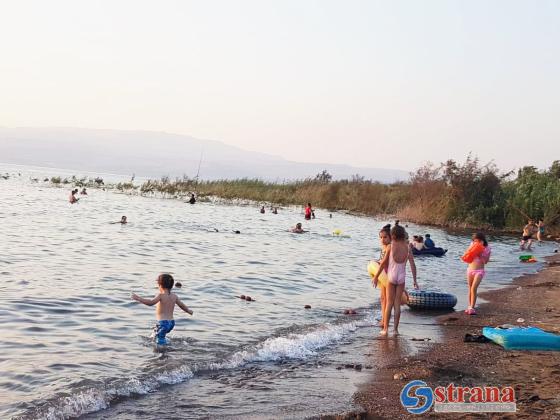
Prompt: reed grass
<box><xmin>45</xmin><ymin>157</ymin><xmax>560</xmax><ymax>234</ymax></box>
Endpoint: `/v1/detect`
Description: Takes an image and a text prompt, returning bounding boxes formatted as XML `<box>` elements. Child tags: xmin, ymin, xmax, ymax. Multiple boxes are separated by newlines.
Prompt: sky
<box><xmin>1</xmin><ymin>0</ymin><xmax>559</xmax><ymax>172</ymax></box>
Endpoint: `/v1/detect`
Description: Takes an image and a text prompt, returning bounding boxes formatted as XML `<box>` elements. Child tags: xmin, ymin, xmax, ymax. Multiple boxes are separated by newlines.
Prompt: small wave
<box><xmin>20</xmin><ymin>366</ymin><xmax>194</xmax><ymax>420</ymax></box>
<box><xmin>19</xmin><ymin>317</ymin><xmax>373</xmax><ymax>419</ymax></box>
<box><xmin>210</xmin><ymin>320</ymin><xmax>360</xmax><ymax>370</ymax></box>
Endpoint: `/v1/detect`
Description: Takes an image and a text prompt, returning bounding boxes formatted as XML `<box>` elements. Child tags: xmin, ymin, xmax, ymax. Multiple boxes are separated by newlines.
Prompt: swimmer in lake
<box><xmin>260</xmin><ymin>206</ymin><xmax>265</xmax><ymax>214</ymax></box>
<box><xmin>188</xmin><ymin>194</ymin><xmax>196</xmax><ymax>204</ymax></box>
<box><xmin>291</xmin><ymin>223</ymin><xmax>306</xmax><ymax>233</ymax></box>
<box><xmin>111</xmin><ymin>216</ymin><xmax>127</xmax><ymax>224</ymax></box>
<box><xmin>80</xmin><ymin>188</ymin><xmax>88</xmax><ymax>195</ymax></box>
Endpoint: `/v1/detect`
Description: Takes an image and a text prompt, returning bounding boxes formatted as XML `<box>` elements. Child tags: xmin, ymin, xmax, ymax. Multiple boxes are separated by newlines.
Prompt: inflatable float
<box><xmin>367</xmin><ymin>260</ymin><xmax>388</xmax><ymax>287</ymax></box>
<box><xmin>461</xmin><ymin>242</ymin><xmax>485</xmax><ymax>263</ymax></box>
<box><xmin>483</xmin><ymin>326</ymin><xmax>560</xmax><ymax>351</ymax></box>
<box><xmin>519</xmin><ymin>255</ymin><xmax>537</xmax><ymax>263</ymax></box>
<box><xmin>406</xmin><ymin>290</ymin><xmax>457</xmax><ymax>310</ymax></box>
<box><xmin>412</xmin><ymin>247</ymin><xmax>448</xmax><ymax>257</ymax></box>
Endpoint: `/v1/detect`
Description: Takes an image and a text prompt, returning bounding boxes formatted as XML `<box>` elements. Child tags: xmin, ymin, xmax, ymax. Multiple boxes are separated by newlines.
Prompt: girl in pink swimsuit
<box><xmin>465</xmin><ymin>232</ymin><xmax>491</xmax><ymax>315</ymax></box>
<box><xmin>373</xmin><ymin>225</ymin><xmax>418</xmax><ymax>336</ymax></box>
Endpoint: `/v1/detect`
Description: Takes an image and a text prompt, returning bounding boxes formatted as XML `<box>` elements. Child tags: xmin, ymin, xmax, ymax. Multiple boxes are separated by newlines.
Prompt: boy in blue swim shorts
<box><xmin>132</xmin><ymin>274</ymin><xmax>193</xmax><ymax>345</ymax></box>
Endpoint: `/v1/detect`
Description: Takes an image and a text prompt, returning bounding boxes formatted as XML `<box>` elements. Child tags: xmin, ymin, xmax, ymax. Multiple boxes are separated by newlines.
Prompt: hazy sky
<box><xmin>1</xmin><ymin>0</ymin><xmax>558</xmax><ymax>171</ymax></box>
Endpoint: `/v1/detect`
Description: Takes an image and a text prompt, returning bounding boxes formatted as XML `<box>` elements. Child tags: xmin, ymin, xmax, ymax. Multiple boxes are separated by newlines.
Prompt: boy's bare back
<box><xmin>156</xmin><ymin>292</ymin><xmax>178</xmax><ymax>320</ymax></box>
<box><xmin>132</xmin><ymin>289</ymin><xmax>193</xmax><ymax>320</ymax></box>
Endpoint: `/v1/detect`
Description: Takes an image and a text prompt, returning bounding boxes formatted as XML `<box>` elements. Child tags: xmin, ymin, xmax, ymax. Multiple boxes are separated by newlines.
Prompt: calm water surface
<box><xmin>0</xmin><ymin>167</ymin><xmax>555</xmax><ymax>419</ymax></box>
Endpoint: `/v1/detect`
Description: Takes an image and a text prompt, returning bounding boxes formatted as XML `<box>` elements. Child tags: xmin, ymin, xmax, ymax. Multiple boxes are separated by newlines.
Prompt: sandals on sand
<box><xmin>464</xmin><ymin>333</ymin><xmax>490</xmax><ymax>343</ymax></box>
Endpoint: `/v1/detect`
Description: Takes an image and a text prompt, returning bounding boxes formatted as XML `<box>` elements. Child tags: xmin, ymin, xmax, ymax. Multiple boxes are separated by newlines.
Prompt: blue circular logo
<box><xmin>400</xmin><ymin>380</ymin><xmax>434</xmax><ymax>414</ymax></box>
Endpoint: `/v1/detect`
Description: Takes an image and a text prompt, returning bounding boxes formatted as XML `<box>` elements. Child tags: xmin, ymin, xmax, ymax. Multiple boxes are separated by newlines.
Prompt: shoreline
<box><xmin>21</xmin><ymin>176</ymin><xmax>560</xmax><ymax>238</ymax></box>
<box><xmin>4</xmin><ymin>164</ymin><xmax>559</xmax><ymax>237</ymax></box>
<box><xmin>331</xmin><ymin>253</ymin><xmax>560</xmax><ymax>419</ymax></box>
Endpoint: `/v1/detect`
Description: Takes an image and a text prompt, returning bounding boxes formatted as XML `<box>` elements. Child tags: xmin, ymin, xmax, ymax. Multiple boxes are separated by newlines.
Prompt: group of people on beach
<box><xmin>371</xmin><ymin>223</ymin><xmax>491</xmax><ymax>335</ymax></box>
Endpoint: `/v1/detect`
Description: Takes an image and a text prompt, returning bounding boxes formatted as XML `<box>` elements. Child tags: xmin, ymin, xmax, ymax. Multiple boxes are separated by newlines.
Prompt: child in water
<box><xmin>376</xmin><ymin>225</ymin><xmax>391</xmax><ymax>326</ymax></box>
<box><xmin>373</xmin><ymin>225</ymin><xmax>418</xmax><ymax>336</ymax></box>
<box><xmin>132</xmin><ymin>274</ymin><xmax>193</xmax><ymax>345</ymax></box>
<box><xmin>464</xmin><ymin>233</ymin><xmax>491</xmax><ymax>315</ymax></box>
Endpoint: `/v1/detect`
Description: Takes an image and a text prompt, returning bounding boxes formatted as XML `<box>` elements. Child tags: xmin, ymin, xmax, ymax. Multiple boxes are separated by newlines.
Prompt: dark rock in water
<box><xmin>336</xmin><ymin>366</ymin><xmax>343</xmax><ymax>370</ymax></box>
<box><xmin>234</xmin><ymin>230</ymin><xmax>241</xmax><ymax>234</ymax></box>
<box><xmin>344</xmin><ymin>364</ymin><xmax>354</xmax><ymax>369</ymax></box>
<box><xmin>175</xmin><ymin>282</ymin><xmax>182</xmax><ymax>288</ymax></box>
<box><xmin>304</xmin><ymin>305</ymin><xmax>311</xmax><ymax>309</ymax></box>
<box><xmin>354</xmin><ymin>364</ymin><xmax>362</xmax><ymax>371</ymax></box>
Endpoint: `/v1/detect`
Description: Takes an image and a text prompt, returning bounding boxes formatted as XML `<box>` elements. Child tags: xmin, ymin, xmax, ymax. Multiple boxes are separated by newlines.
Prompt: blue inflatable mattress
<box><xmin>482</xmin><ymin>326</ymin><xmax>560</xmax><ymax>351</ymax></box>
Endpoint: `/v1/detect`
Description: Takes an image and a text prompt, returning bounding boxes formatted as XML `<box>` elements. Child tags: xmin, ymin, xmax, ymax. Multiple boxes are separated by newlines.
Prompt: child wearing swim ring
<box><xmin>373</xmin><ymin>225</ymin><xmax>418</xmax><ymax>336</ymax></box>
<box><xmin>376</xmin><ymin>224</ymin><xmax>391</xmax><ymax>326</ymax></box>
<box><xmin>132</xmin><ymin>274</ymin><xmax>193</xmax><ymax>345</ymax></box>
<box><xmin>464</xmin><ymin>232</ymin><xmax>491</xmax><ymax>315</ymax></box>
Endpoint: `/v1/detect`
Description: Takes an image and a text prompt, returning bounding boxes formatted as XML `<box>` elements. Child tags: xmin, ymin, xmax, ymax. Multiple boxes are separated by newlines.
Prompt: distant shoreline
<box><xmin>3</xmin><ymin>159</ymin><xmax>559</xmax><ymax>237</ymax></box>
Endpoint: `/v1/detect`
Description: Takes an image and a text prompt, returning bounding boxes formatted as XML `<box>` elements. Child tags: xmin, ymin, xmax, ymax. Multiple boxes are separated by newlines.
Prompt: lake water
<box><xmin>0</xmin><ymin>166</ymin><xmax>555</xmax><ymax>419</ymax></box>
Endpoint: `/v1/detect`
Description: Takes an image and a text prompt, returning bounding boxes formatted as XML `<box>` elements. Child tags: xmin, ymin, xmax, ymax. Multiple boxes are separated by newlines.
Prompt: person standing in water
<box><xmin>537</xmin><ymin>220</ymin><xmax>545</xmax><ymax>242</ymax></box>
<box><xmin>520</xmin><ymin>220</ymin><xmax>537</xmax><ymax>250</ymax></box>
<box><xmin>132</xmin><ymin>274</ymin><xmax>193</xmax><ymax>345</ymax></box>
<box><xmin>69</xmin><ymin>189</ymin><xmax>79</xmax><ymax>204</ymax></box>
<box><xmin>260</xmin><ymin>206</ymin><xmax>265</xmax><ymax>214</ymax></box>
<box><xmin>188</xmin><ymin>194</ymin><xmax>196</xmax><ymax>204</ymax></box>
<box><xmin>372</xmin><ymin>224</ymin><xmax>418</xmax><ymax>336</ymax></box>
<box><xmin>304</xmin><ymin>203</ymin><xmax>313</xmax><ymax>220</ymax></box>
<box><xmin>375</xmin><ymin>225</ymin><xmax>391</xmax><ymax>327</ymax></box>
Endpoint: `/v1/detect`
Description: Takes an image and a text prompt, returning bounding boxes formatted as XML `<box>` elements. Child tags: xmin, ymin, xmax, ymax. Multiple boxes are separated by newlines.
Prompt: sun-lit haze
<box><xmin>1</xmin><ymin>0</ymin><xmax>559</xmax><ymax>172</ymax></box>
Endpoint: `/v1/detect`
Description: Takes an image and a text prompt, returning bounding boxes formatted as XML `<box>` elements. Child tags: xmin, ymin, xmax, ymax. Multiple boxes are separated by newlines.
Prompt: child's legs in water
<box><xmin>393</xmin><ymin>283</ymin><xmax>406</xmax><ymax>333</ymax></box>
<box><xmin>379</xmin><ymin>285</ymin><xmax>387</xmax><ymax>325</ymax></box>
<box><xmin>155</xmin><ymin>320</ymin><xmax>175</xmax><ymax>344</ymax></box>
<box><xmin>383</xmin><ymin>283</ymin><xmax>398</xmax><ymax>334</ymax></box>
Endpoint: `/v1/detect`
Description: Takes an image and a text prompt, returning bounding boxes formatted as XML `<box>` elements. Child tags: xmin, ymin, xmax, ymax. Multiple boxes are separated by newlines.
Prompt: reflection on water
<box><xmin>0</xmin><ymin>166</ymin><xmax>554</xmax><ymax>419</ymax></box>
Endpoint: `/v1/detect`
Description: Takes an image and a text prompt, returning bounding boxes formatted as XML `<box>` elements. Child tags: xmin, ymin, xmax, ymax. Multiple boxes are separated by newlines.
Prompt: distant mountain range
<box><xmin>0</xmin><ymin>127</ymin><xmax>408</xmax><ymax>182</ymax></box>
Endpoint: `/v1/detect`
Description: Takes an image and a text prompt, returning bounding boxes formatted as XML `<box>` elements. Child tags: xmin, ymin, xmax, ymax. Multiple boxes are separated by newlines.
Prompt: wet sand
<box><xmin>327</xmin><ymin>253</ymin><xmax>560</xmax><ymax>419</ymax></box>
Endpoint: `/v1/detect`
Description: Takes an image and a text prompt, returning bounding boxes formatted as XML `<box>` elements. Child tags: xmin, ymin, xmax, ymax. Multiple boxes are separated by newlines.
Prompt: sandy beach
<box><xmin>329</xmin><ymin>253</ymin><xmax>560</xmax><ymax>419</ymax></box>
